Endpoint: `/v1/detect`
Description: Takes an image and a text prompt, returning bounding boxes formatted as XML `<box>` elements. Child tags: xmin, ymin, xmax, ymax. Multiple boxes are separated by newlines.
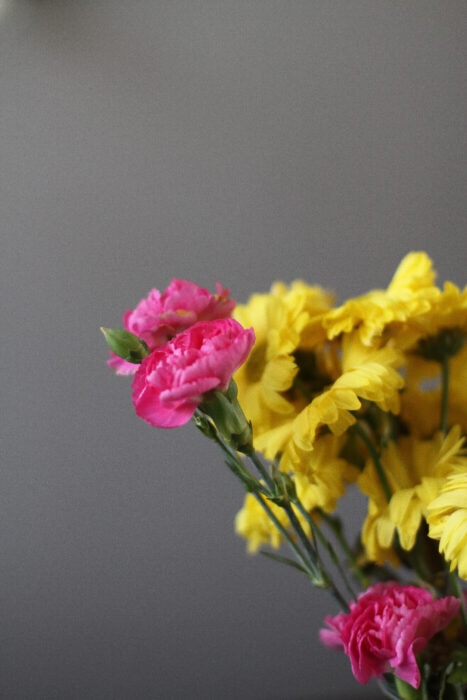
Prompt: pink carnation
<box><xmin>320</xmin><ymin>582</ymin><xmax>460</xmax><ymax>688</ymax></box>
<box><xmin>108</xmin><ymin>279</ymin><xmax>235</xmax><ymax>374</ymax></box>
<box><xmin>131</xmin><ymin>318</ymin><xmax>255</xmax><ymax>428</ymax></box>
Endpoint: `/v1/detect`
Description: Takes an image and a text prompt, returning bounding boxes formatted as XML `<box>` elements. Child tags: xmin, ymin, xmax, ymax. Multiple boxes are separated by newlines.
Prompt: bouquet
<box><xmin>102</xmin><ymin>253</ymin><xmax>467</xmax><ymax>700</ymax></box>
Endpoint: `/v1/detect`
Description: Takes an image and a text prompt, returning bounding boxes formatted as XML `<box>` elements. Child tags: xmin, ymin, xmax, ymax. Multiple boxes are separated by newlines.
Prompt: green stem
<box><xmin>247</xmin><ymin>450</ymin><xmax>349</xmax><ymax>608</ymax></box>
<box><xmin>295</xmin><ymin>502</ymin><xmax>356</xmax><ymax>605</ymax></box>
<box><xmin>354</xmin><ymin>423</ymin><xmax>392</xmax><ymax>503</ymax></box>
<box><xmin>283</xmin><ymin>501</ymin><xmax>320</xmax><ymax>569</ymax></box>
<box><xmin>208</xmin><ymin>428</ymin><xmax>323</xmax><ymax>583</ymax></box>
<box><xmin>317</xmin><ymin>509</ymin><xmax>368</xmax><ymax>589</ymax></box>
<box><xmin>450</xmin><ymin>572</ymin><xmax>467</xmax><ymax>630</ymax></box>
<box><xmin>196</xmin><ymin>416</ymin><xmax>350</xmax><ymax>609</ymax></box>
<box><xmin>246</xmin><ymin>451</ymin><xmax>321</xmax><ymax>570</ymax></box>
<box><xmin>247</xmin><ymin>449</ymin><xmax>275</xmax><ymax>490</ymax></box>
<box><xmin>252</xmin><ymin>492</ymin><xmax>322</xmax><ymax>582</ymax></box>
<box><xmin>440</xmin><ymin>354</ymin><xmax>450</xmax><ymax>435</ymax></box>
<box><xmin>247</xmin><ymin>451</ymin><xmax>322</xmax><ymax>571</ymax></box>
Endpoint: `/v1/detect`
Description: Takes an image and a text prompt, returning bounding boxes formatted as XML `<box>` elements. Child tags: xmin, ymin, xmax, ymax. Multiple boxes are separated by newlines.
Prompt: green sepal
<box><xmin>198</xmin><ymin>380</ymin><xmax>253</xmax><ymax>453</ymax></box>
<box><xmin>193</xmin><ymin>411</ymin><xmax>260</xmax><ymax>492</ymax></box>
<box><xmin>192</xmin><ymin>410</ymin><xmax>219</xmax><ymax>442</ymax></box>
<box><xmin>393</xmin><ymin>676</ymin><xmax>423</xmax><ymax>700</ymax></box>
<box><xmin>100</xmin><ymin>327</ymin><xmax>150</xmax><ymax>363</ymax></box>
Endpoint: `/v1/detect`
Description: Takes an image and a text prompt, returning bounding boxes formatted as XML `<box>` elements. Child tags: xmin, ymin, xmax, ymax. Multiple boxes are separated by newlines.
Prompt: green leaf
<box><xmin>447</xmin><ymin>647</ymin><xmax>467</xmax><ymax>685</ymax></box>
<box><xmin>260</xmin><ymin>551</ymin><xmax>328</xmax><ymax>587</ymax></box>
<box><xmin>259</xmin><ymin>550</ymin><xmax>309</xmax><ymax>576</ymax></box>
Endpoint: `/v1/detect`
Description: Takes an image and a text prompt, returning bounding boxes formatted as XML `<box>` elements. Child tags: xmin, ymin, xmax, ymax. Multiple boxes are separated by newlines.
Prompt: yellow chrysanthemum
<box><xmin>359</xmin><ymin>427</ymin><xmax>466</xmax><ymax>565</ymax></box>
<box><xmin>233</xmin><ymin>281</ymin><xmax>333</xmax><ymax>440</ymax></box>
<box><xmin>360</xmin><ymin>499</ymin><xmax>400</xmax><ymax>568</ymax></box>
<box><xmin>323</xmin><ymin>252</ymin><xmax>438</xmax><ymax>346</ymax></box>
<box><xmin>293</xmin><ymin>435</ymin><xmax>359</xmax><ymax>510</ymax></box>
<box><xmin>409</xmin><ymin>281</ymin><xmax>467</xmax><ymax>339</ymax></box>
<box><xmin>387</xmin><ymin>270</ymin><xmax>467</xmax><ymax>353</ymax></box>
<box><xmin>401</xmin><ymin>344</ymin><xmax>467</xmax><ymax>438</ymax></box>
<box><xmin>231</xmin><ymin>253</ymin><xmax>467</xmax><ymax>572</ymax></box>
<box><xmin>282</xmin><ymin>333</ymin><xmax>404</xmax><ymax>471</ymax></box>
<box><xmin>427</xmin><ymin>469</ymin><xmax>467</xmax><ymax>580</ymax></box>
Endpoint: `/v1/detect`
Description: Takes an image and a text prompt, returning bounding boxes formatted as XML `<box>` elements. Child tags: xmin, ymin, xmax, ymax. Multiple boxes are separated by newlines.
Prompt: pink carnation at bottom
<box><xmin>320</xmin><ymin>582</ymin><xmax>460</xmax><ymax>688</ymax></box>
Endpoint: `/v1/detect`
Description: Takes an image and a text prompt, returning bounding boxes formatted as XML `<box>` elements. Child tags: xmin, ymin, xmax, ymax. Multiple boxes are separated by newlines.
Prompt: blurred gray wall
<box><xmin>1</xmin><ymin>2</ymin><xmax>466</xmax><ymax>698</ymax></box>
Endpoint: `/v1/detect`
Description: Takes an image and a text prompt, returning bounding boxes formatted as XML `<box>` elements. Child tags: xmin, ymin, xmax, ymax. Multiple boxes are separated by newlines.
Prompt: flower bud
<box><xmin>100</xmin><ymin>327</ymin><xmax>150</xmax><ymax>364</ymax></box>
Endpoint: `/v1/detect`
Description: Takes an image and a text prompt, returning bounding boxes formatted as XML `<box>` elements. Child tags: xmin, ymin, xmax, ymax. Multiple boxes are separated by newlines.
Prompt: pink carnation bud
<box><xmin>108</xmin><ymin>279</ymin><xmax>235</xmax><ymax>375</ymax></box>
<box><xmin>320</xmin><ymin>582</ymin><xmax>460</xmax><ymax>688</ymax></box>
<box><xmin>131</xmin><ymin>318</ymin><xmax>255</xmax><ymax>428</ymax></box>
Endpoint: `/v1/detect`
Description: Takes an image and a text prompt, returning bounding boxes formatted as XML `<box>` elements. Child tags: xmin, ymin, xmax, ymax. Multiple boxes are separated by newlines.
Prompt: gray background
<box><xmin>1</xmin><ymin>2</ymin><xmax>466</xmax><ymax>698</ymax></box>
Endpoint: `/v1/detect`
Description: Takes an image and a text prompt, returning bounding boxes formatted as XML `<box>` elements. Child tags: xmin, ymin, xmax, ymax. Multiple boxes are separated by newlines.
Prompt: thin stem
<box><xmin>354</xmin><ymin>423</ymin><xmax>392</xmax><ymax>503</ymax></box>
<box><xmin>450</xmin><ymin>572</ymin><xmax>467</xmax><ymax>630</ymax></box>
<box><xmin>246</xmin><ymin>449</ymin><xmax>275</xmax><ymax>490</ymax></box>
<box><xmin>256</xmin><ymin>493</ymin><xmax>351</xmax><ymax>611</ymax></box>
<box><xmin>440</xmin><ymin>354</ymin><xmax>450</xmax><ymax>435</ymax></box>
<box><xmin>246</xmin><ymin>450</ymin><xmax>322</xmax><ymax>574</ymax></box>
<box><xmin>248</xmin><ymin>451</ymin><xmax>355</xmax><ymax>610</ymax></box>
<box><xmin>199</xmin><ymin>419</ymin><xmax>350</xmax><ymax>608</ymax></box>
<box><xmin>210</xmin><ymin>429</ymin><xmax>323</xmax><ymax>583</ymax></box>
<box><xmin>295</xmin><ymin>501</ymin><xmax>356</xmax><ymax>605</ymax></box>
<box><xmin>252</xmin><ymin>492</ymin><xmax>321</xmax><ymax>581</ymax></box>
<box><xmin>283</xmin><ymin>502</ymin><xmax>320</xmax><ymax>567</ymax></box>
<box><xmin>247</xmin><ymin>449</ymin><xmax>351</xmax><ymax>607</ymax></box>
<box><xmin>317</xmin><ymin>509</ymin><xmax>368</xmax><ymax>590</ymax></box>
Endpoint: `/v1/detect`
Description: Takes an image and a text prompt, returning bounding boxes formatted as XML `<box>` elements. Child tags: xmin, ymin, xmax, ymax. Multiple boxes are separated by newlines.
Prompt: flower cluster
<box><xmin>103</xmin><ymin>280</ymin><xmax>254</xmax><ymax>430</ymax></box>
<box><xmin>232</xmin><ymin>254</ymin><xmax>467</xmax><ymax>573</ymax></box>
<box><xmin>103</xmin><ymin>254</ymin><xmax>467</xmax><ymax>700</ymax></box>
